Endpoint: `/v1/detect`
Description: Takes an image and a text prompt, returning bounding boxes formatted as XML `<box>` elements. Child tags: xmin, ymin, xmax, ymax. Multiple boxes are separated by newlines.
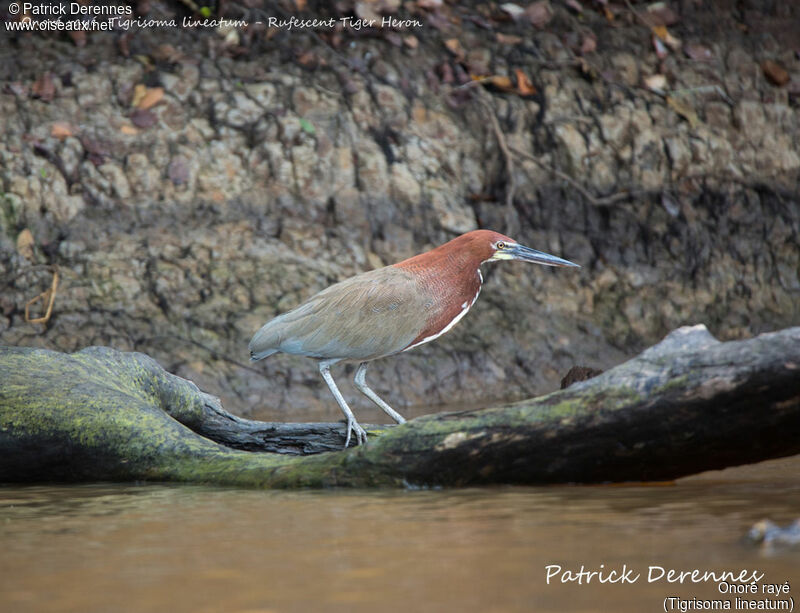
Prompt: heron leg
<box><xmin>319</xmin><ymin>361</ymin><xmax>368</xmax><ymax>448</ymax></box>
<box><xmin>354</xmin><ymin>362</ymin><xmax>407</xmax><ymax>424</ymax></box>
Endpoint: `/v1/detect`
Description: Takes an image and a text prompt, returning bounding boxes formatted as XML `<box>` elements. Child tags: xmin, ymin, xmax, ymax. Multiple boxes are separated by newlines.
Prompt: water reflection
<box><xmin>0</xmin><ymin>456</ymin><xmax>798</xmax><ymax>613</ymax></box>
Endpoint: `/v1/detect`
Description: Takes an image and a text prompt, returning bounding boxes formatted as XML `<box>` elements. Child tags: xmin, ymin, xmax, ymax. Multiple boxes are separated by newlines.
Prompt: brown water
<box><xmin>1</xmin><ymin>456</ymin><xmax>798</xmax><ymax>613</ymax></box>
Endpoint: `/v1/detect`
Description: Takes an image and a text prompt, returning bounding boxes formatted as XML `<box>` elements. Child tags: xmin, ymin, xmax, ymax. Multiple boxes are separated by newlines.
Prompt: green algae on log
<box><xmin>1</xmin><ymin>325</ymin><xmax>799</xmax><ymax>488</ymax></box>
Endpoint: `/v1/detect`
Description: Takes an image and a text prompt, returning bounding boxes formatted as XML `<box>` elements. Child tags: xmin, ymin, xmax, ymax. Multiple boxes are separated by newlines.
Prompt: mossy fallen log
<box><xmin>1</xmin><ymin>325</ymin><xmax>799</xmax><ymax>488</ymax></box>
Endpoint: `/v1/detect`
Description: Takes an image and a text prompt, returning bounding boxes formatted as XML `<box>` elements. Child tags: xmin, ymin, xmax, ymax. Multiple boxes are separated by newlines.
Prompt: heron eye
<box><xmin>496</xmin><ymin>241</ymin><xmax>506</xmax><ymax>250</ymax></box>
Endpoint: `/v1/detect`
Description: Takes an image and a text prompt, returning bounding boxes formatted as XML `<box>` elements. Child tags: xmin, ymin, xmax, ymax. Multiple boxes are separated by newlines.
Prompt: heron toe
<box><xmin>345</xmin><ymin>418</ymin><xmax>368</xmax><ymax>448</ymax></box>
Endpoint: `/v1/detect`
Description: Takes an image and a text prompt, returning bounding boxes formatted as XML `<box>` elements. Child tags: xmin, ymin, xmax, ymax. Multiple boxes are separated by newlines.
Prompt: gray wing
<box><xmin>249</xmin><ymin>266</ymin><xmax>431</xmax><ymax>362</ymax></box>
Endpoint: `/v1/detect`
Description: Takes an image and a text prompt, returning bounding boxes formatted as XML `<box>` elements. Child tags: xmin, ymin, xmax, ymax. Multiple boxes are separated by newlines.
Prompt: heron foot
<box><xmin>345</xmin><ymin>418</ymin><xmax>368</xmax><ymax>448</ymax></box>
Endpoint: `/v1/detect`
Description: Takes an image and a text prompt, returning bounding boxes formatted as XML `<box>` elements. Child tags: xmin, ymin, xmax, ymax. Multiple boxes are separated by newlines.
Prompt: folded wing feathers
<box><xmin>249</xmin><ymin>267</ymin><xmax>428</xmax><ymax>362</ymax></box>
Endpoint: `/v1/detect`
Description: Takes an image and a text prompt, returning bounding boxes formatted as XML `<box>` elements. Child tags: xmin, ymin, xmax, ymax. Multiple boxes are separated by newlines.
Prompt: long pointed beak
<box><xmin>510</xmin><ymin>244</ymin><xmax>581</xmax><ymax>268</ymax></box>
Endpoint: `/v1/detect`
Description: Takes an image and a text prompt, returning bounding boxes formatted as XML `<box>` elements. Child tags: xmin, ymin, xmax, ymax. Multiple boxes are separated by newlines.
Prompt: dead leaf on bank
<box><xmin>566</xmin><ymin>0</ymin><xmax>583</xmax><ymax>13</ymax></box>
<box><xmin>16</xmin><ymin>229</ymin><xmax>35</xmax><ymax>261</ymax></box>
<box><xmin>355</xmin><ymin>0</ymin><xmax>400</xmax><ymax>22</ymax></box>
<box><xmin>666</xmin><ymin>96</ymin><xmax>699</xmax><ymax>128</ymax></box>
<box><xmin>51</xmin><ymin>122</ymin><xmax>74</xmax><ymax>139</ymax></box>
<box><xmin>25</xmin><ymin>269</ymin><xmax>59</xmax><ymax>325</ymax></box>
<box><xmin>652</xmin><ymin>25</ymin><xmax>681</xmax><ymax>51</ymax></box>
<box><xmin>444</xmin><ymin>38</ymin><xmax>465</xmax><ymax>61</ymax></box>
<box><xmin>130</xmin><ymin>84</ymin><xmax>165</xmax><ymax>110</ymax></box>
<box><xmin>130</xmin><ymin>109</ymin><xmax>157</xmax><ymax>128</ymax></box>
<box><xmin>644</xmin><ymin>73</ymin><xmax>667</xmax><ymax>93</ymax></box>
<box><xmin>354</xmin><ymin>2</ymin><xmax>377</xmax><ymax>22</ymax></box>
<box><xmin>426</xmin><ymin>10</ymin><xmax>453</xmax><ymax>31</ymax></box>
<box><xmin>653</xmin><ymin>36</ymin><xmax>668</xmax><ymax>59</ymax></box>
<box><xmin>762</xmin><ymin>60</ymin><xmax>789</xmax><ymax>86</ymax></box>
<box><xmin>135</xmin><ymin>86</ymin><xmax>164</xmax><ymax>110</ymax></box>
<box><xmin>664</xmin><ymin>33</ymin><xmax>681</xmax><ymax>51</ymax></box>
<box><xmin>514</xmin><ymin>69</ymin><xmax>537</xmax><ymax>96</ymax></box>
<box><xmin>525</xmin><ymin>0</ymin><xmax>553</xmax><ymax>28</ymax></box>
<box><xmin>219</xmin><ymin>26</ymin><xmax>240</xmax><ymax>47</ymax></box>
<box><xmin>496</xmin><ymin>33</ymin><xmax>523</xmax><ymax>45</ymax></box>
<box><xmin>131</xmin><ymin>84</ymin><xmax>147</xmax><ymax>108</ymax></box>
<box><xmin>473</xmin><ymin>74</ymin><xmax>514</xmax><ymax>92</ymax></box>
<box><xmin>32</xmin><ymin>73</ymin><xmax>56</xmax><ymax>102</ymax></box>
<box><xmin>404</xmin><ymin>35</ymin><xmax>419</xmax><ymax>49</ymax></box>
<box><xmin>120</xmin><ymin>124</ymin><xmax>139</xmax><ymax>135</ymax></box>
<box><xmin>581</xmin><ymin>33</ymin><xmax>597</xmax><ymax>55</ymax></box>
<box><xmin>499</xmin><ymin>3</ymin><xmax>525</xmax><ymax>20</ymax></box>
<box><xmin>651</xmin><ymin>25</ymin><xmax>668</xmax><ymax>40</ymax></box>
<box><xmin>471</xmin><ymin>71</ymin><xmax>536</xmax><ymax>97</ymax></box>
<box><xmin>684</xmin><ymin>42</ymin><xmax>713</xmax><ymax>62</ymax></box>
<box><xmin>646</xmin><ymin>3</ymin><xmax>680</xmax><ymax>26</ymax></box>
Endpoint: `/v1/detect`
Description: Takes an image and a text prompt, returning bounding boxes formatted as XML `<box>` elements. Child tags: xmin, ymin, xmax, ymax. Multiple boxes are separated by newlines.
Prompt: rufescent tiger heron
<box><xmin>249</xmin><ymin>229</ymin><xmax>580</xmax><ymax>447</ymax></box>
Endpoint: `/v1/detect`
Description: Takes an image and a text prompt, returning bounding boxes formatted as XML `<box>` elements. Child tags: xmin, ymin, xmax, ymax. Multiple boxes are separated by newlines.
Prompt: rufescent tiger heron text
<box><xmin>249</xmin><ymin>230</ymin><xmax>580</xmax><ymax>447</ymax></box>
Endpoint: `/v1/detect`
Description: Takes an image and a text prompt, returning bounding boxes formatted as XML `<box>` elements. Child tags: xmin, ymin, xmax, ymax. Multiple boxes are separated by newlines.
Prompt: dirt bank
<box><xmin>1</xmin><ymin>0</ymin><xmax>798</xmax><ymax>419</ymax></box>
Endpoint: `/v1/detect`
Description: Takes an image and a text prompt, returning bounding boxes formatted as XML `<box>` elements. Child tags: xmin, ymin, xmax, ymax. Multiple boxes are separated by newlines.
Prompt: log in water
<box><xmin>1</xmin><ymin>325</ymin><xmax>799</xmax><ymax>487</ymax></box>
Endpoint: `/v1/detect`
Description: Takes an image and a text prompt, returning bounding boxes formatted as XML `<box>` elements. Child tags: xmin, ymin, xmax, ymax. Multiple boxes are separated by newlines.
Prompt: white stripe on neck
<box><xmin>403</xmin><ymin>269</ymin><xmax>483</xmax><ymax>351</ymax></box>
